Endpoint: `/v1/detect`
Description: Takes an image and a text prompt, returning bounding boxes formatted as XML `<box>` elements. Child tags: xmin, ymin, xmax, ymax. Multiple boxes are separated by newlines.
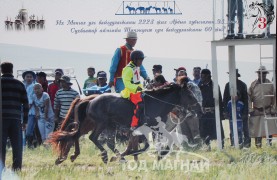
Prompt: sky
<box><xmin>0</xmin><ymin>0</ymin><xmax>275</xmax><ymax>61</ymax></box>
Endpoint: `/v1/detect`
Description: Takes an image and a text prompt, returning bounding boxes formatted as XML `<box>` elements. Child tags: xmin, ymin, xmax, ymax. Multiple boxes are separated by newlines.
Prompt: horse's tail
<box><xmin>48</xmin><ymin>98</ymin><xmax>82</xmax><ymax>152</ymax></box>
<box><xmin>48</xmin><ymin>95</ymin><xmax>98</xmax><ymax>154</ymax></box>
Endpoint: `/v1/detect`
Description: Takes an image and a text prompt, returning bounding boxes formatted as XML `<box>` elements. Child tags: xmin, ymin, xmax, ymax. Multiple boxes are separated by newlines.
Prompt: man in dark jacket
<box><xmin>198</xmin><ymin>69</ymin><xmax>225</xmax><ymax>148</ymax></box>
<box><xmin>1</xmin><ymin>62</ymin><xmax>29</xmax><ymax>172</ymax></box>
<box><xmin>223</xmin><ymin>69</ymin><xmax>250</xmax><ymax>148</ymax></box>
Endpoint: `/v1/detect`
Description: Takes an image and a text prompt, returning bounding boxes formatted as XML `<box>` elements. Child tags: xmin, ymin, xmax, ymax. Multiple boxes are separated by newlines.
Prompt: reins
<box><xmin>142</xmin><ymin>92</ymin><xmax>184</xmax><ymax>111</ymax></box>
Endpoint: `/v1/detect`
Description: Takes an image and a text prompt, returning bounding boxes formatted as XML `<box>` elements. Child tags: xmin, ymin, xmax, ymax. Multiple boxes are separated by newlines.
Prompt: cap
<box><xmin>124</xmin><ymin>31</ymin><xmax>138</xmax><ymax>39</ymax></box>
<box><xmin>152</xmin><ymin>64</ymin><xmax>162</xmax><ymax>71</ymax></box>
<box><xmin>59</xmin><ymin>75</ymin><xmax>72</xmax><ymax>85</ymax></box>
<box><xmin>256</xmin><ymin>65</ymin><xmax>269</xmax><ymax>74</ymax></box>
<box><xmin>97</xmin><ymin>71</ymin><xmax>107</xmax><ymax>79</ymax></box>
<box><xmin>55</xmin><ymin>68</ymin><xmax>64</xmax><ymax>75</ymax></box>
<box><xmin>22</xmin><ymin>70</ymin><xmax>36</xmax><ymax>79</ymax></box>
<box><xmin>174</xmin><ymin>67</ymin><xmax>186</xmax><ymax>71</ymax></box>
<box><xmin>201</xmin><ymin>69</ymin><xmax>211</xmax><ymax>75</ymax></box>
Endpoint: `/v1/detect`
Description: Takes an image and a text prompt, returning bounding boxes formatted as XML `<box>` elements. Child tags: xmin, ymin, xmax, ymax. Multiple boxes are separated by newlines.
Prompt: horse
<box><xmin>145</xmin><ymin>6</ymin><xmax>152</xmax><ymax>14</ymax></box>
<box><xmin>162</xmin><ymin>7</ymin><xmax>168</xmax><ymax>13</ymax></box>
<box><xmin>152</xmin><ymin>7</ymin><xmax>161</xmax><ymax>13</ymax></box>
<box><xmin>168</xmin><ymin>7</ymin><xmax>173</xmax><ymax>14</ymax></box>
<box><xmin>136</xmin><ymin>6</ymin><xmax>145</xmax><ymax>14</ymax></box>
<box><xmin>126</xmin><ymin>5</ymin><xmax>136</xmax><ymax>14</ymax></box>
<box><xmin>49</xmin><ymin>79</ymin><xmax>202</xmax><ymax>164</ymax></box>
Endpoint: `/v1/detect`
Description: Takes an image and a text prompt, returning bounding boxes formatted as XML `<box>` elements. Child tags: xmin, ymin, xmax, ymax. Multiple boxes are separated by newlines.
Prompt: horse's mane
<box><xmin>144</xmin><ymin>83</ymin><xmax>181</xmax><ymax>96</ymax></box>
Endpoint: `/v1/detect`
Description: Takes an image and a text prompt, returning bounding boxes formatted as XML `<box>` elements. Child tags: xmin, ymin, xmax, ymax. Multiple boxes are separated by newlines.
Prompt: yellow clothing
<box><xmin>120</xmin><ymin>61</ymin><xmax>143</xmax><ymax>99</ymax></box>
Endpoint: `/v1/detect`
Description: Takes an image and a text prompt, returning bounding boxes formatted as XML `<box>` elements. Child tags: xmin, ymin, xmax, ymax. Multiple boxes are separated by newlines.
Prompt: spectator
<box><xmin>36</xmin><ymin>71</ymin><xmax>48</xmax><ymax>92</ymax></box>
<box><xmin>248</xmin><ymin>65</ymin><xmax>277</xmax><ymax>148</ymax></box>
<box><xmin>192</xmin><ymin>67</ymin><xmax>201</xmax><ymax>85</ymax></box>
<box><xmin>227</xmin><ymin>92</ymin><xmax>244</xmax><ymax>148</ymax></box>
<box><xmin>152</xmin><ymin>64</ymin><xmax>162</xmax><ymax>77</ymax></box>
<box><xmin>1</xmin><ymin>62</ymin><xmax>29</xmax><ymax>172</ymax></box>
<box><xmin>54</xmin><ymin>75</ymin><xmax>80</xmax><ymax>130</ymax></box>
<box><xmin>146</xmin><ymin>65</ymin><xmax>164</xmax><ymax>89</ymax></box>
<box><xmin>226</xmin><ymin>0</ymin><xmax>244</xmax><ymax>39</ymax></box>
<box><xmin>109</xmin><ymin>32</ymin><xmax>149</xmax><ymax>93</ymax></box>
<box><xmin>175</xmin><ymin>69</ymin><xmax>202</xmax><ymax>145</ymax></box>
<box><xmin>83</xmin><ymin>71</ymin><xmax>111</xmax><ymax>95</ymax></box>
<box><xmin>83</xmin><ymin>67</ymin><xmax>97</xmax><ymax>93</ymax></box>
<box><xmin>22</xmin><ymin>70</ymin><xmax>37</xmax><ymax>148</ymax></box>
<box><xmin>33</xmin><ymin>83</ymin><xmax>55</xmax><ymax>144</ymax></box>
<box><xmin>198</xmin><ymin>69</ymin><xmax>225</xmax><ymax>148</ymax></box>
<box><xmin>48</xmin><ymin>68</ymin><xmax>64</xmax><ymax>108</ymax></box>
<box><xmin>223</xmin><ymin>69</ymin><xmax>250</xmax><ymax>148</ymax></box>
<box><xmin>173</xmin><ymin>67</ymin><xmax>186</xmax><ymax>83</ymax></box>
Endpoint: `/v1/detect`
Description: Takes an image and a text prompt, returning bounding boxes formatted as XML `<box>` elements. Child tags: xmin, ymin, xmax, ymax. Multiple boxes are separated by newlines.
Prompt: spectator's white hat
<box><xmin>124</xmin><ymin>31</ymin><xmax>137</xmax><ymax>39</ymax></box>
<box><xmin>256</xmin><ymin>65</ymin><xmax>269</xmax><ymax>74</ymax></box>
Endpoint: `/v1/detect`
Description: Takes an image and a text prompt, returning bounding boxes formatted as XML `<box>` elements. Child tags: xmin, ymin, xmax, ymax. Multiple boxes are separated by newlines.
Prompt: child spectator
<box><xmin>83</xmin><ymin>67</ymin><xmax>97</xmax><ymax>95</ymax></box>
<box><xmin>227</xmin><ymin>92</ymin><xmax>244</xmax><ymax>147</ymax></box>
<box><xmin>48</xmin><ymin>68</ymin><xmax>63</xmax><ymax>108</ymax></box>
<box><xmin>36</xmin><ymin>72</ymin><xmax>48</xmax><ymax>92</ymax></box>
<box><xmin>33</xmin><ymin>83</ymin><xmax>55</xmax><ymax>144</ymax></box>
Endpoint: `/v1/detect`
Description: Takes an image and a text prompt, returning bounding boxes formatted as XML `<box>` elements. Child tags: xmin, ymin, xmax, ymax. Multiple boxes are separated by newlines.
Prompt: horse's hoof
<box><xmin>55</xmin><ymin>158</ymin><xmax>64</xmax><ymax>165</ymax></box>
<box><xmin>70</xmin><ymin>155</ymin><xmax>77</xmax><ymax>162</ymax></box>
<box><xmin>119</xmin><ymin>157</ymin><xmax>127</xmax><ymax>163</ymax></box>
<box><xmin>101</xmin><ymin>150</ymin><xmax>108</xmax><ymax>164</ymax></box>
<box><xmin>110</xmin><ymin>156</ymin><xmax>117</xmax><ymax>162</ymax></box>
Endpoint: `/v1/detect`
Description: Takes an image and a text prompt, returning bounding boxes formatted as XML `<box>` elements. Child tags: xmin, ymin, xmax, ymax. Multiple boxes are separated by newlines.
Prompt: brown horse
<box><xmin>49</xmin><ymin>80</ymin><xmax>202</xmax><ymax>164</ymax></box>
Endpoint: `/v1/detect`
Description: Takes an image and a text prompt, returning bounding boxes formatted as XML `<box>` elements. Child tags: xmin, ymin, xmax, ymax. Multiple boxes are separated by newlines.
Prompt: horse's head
<box><xmin>177</xmin><ymin>76</ymin><xmax>203</xmax><ymax>117</ymax></box>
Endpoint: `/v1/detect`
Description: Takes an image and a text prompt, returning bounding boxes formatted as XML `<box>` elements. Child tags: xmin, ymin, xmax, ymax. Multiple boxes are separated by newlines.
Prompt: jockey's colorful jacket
<box><xmin>120</xmin><ymin>61</ymin><xmax>143</xmax><ymax>99</ymax></box>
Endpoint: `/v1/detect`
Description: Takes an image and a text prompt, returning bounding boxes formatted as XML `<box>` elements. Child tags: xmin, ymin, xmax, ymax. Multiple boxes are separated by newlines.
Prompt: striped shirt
<box><xmin>1</xmin><ymin>74</ymin><xmax>29</xmax><ymax>123</ymax></box>
<box><xmin>54</xmin><ymin>88</ymin><xmax>79</xmax><ymax>118</ymax></box>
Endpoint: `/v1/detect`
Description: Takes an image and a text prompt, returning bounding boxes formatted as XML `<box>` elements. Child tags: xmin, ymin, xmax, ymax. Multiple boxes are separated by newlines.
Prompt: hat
<box><xmin>55</xmin><ymin>68</ymin><xmax>64</xmax><ymax>75</ymax></box>
<box><xmin>124</xmin><ymin>31</ymin><xmax>137</xmax><ymax>39</ymax></box>
<box><xmin>36</xmin><ymin>72</ymin><xmax>47</xmax><ymax>78</ymax></box>
<box><xmin>59</xmin><ymin>75</ymin><xmax>72</xmax><ymax>85</ymax></box>
<box><xmin>201</xmin><ymin>69</ymin><xmax>211</xmax><ymax>75</ymax></box>
<box><xmin>174</xmin><ymin>67</ymin><xmax>186</xmax><ymax>71</ymax></box>
<box><xmin>97</xmin><ymin>71</ymin><xmax>107</xmax><ymax>79</ymax></box>
<box><xmin>227</xmin><ymin>69</ymin><xmax>241</xmax><ymax>77</ymax></box>
<box><xmin>22</xmin><ymin>70</ymin><xmax>36</xmax><ymax>79</ymax></box>
<box><xmin>152</xmin><ymin>64</ymin><xmax>162</xmax><ymax>71</ymax></box>
<box><xmin>256</xmin><ymin>65</ymin><xmax>269</xmax><ymax>74</ymax></box>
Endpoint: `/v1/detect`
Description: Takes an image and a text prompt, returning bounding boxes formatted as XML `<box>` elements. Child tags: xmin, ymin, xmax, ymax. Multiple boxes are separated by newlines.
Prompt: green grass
<box><xmin>3</xmin><ymin>121</ymin><xmax>277</xmax><ymax>180</ymax></box>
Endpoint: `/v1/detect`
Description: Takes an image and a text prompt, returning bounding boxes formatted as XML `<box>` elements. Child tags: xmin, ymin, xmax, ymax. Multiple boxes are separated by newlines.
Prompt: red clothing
<box><xmin>114</xmin><ymin>45</ymin><xmax>132</xmax><ymax>79</ymax></box>
<box><xmin>130</xmin><ymin>92</ymin><xmax>143</xmax><ymax>127</ymax></box>
<box><xmin>48</xmin><ymin>81</ymin><xmax>60</xmax><ymax>108</ymax></box>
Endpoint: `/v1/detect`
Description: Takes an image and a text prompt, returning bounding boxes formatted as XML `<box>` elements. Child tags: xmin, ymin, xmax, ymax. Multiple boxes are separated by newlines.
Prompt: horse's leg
<box><xmin>88</xmin><ymin>124</ymin><xmax>108</xmax><ymax>163</ymax></box>
<box><xmin>70</xmin><ymin>138</ymin><xmax>80</xmax><ymax>162</ymax></box>
<box><xmin>105</xmin><ymin>127</ymin><xmax>121</xmax><ymax>162</ymax></box>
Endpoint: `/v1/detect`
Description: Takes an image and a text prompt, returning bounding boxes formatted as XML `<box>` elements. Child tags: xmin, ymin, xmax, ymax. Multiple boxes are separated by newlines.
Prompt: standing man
<box><xmin>248</xmin><ymin>66</ymin><xmax>277</xmax><ymax>148</ymax></box>
<box><xmin>109</xmin><ymin>32</ymin><xmax>149</xmax><ymax>93</ymax></box>
<box><xmin>223</xmin><ymin>69</ymin><xmax>250</xmax><ymax>148</ymax></box>
<box><xmin>54</xmin><ymin>75</ymin><xmax>80</xmax><ymax>130</ymax></box>
<box><xmin>1</xmin><ymin>62</ymin><xmax>29</xmax><ymax>172</ymax></box>
<box><xmin>198</xmin><ymin>69</ymin><xmax>225</xmax><ymax>148</ymax></box>
<box><xmin>192</xmin><ymin>67</ymin><xmax>201</xmax><ymax>85</ymax></box>
<box><xmin>226</xmin><ymin>0</ymin><xmax>244</xmax><ymax>39</ymax></box>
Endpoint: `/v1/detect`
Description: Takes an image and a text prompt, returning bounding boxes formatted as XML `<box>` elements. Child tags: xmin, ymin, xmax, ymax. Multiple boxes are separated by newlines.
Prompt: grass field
<box><xmin>2</xmin><ymin>121</ymin><xmax>277</xmax><ymax>180</ymax></box>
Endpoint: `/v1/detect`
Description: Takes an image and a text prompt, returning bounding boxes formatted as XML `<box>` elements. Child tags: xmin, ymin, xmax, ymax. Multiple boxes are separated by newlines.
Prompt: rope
<box><xmin>143</xmin><ymin>92</ymin><xmax>184</xmax><ymax>110</ymax></box>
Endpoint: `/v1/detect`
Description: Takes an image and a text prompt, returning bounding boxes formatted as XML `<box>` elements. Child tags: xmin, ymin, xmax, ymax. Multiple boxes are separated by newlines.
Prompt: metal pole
<box><xmin>212</xmin><ymin>0</ymin><xmax>216</xmax><ymax>40</ymax></box>
<box><xmin>228</xmin><ymin>46</ymin><xmax>239</xmax><ymax>148</ymax></box>
<box><xmin>211</xmin><ymin>42</ymin><xmax>223</xmax><ymax>150</ymax></box>
<box><xmin>0</xmin><ymin>59</ymin><xmax>2</xmax><ymax>167</ymax></box>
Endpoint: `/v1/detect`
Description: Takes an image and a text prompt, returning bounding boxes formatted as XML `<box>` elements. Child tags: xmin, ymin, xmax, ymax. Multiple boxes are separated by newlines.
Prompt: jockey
<box><xmin>121</xmin><ymin>50</ymin><xmax>147</xmax><ymax>131</ymax></box>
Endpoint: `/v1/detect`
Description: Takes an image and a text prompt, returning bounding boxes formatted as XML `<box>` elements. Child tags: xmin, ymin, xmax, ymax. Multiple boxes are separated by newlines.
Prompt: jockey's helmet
<box><xmin>130</xmin><ymin>50</ymin><xmax>144</xmax><ymax>61</ymax></box>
